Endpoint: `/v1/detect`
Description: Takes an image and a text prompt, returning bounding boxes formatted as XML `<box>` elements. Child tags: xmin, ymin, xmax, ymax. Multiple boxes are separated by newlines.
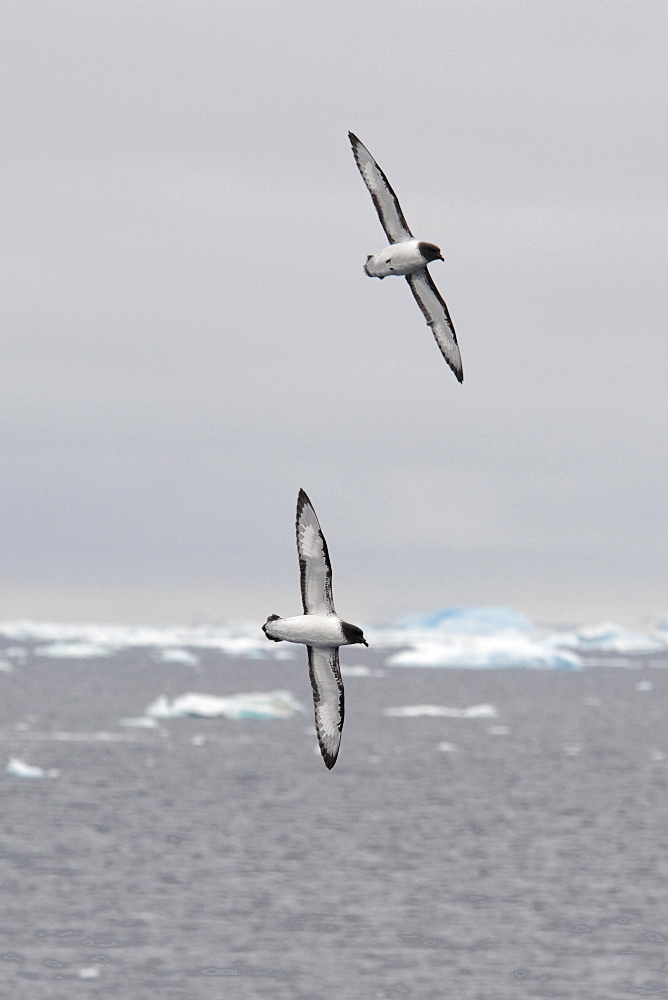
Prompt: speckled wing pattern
<box><xmin>307</xmin><ymin>645</ymin><xmax>344</xmax><ymax>769</ymax></box>
<box><xmin>406</xmin><ymin>268</ymin><xmax>463</xmax><ymax>384</ymax></box>
<box><xmin>296</xmin><ymin>489</ymin><xmax>335</xmax><ymax>616</ymax></box>
<box><xmin>349</xmin><ymin>131</ymin><xmax>413</xmax><ymax>245</ymax></box>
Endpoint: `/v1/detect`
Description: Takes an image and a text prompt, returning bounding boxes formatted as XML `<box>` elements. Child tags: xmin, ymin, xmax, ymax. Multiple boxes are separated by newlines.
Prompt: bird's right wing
<box><xmin>296</xmin><ymin>489</ymin><xmax>335</xmax><ymax>615</ymax></box>
<box><xmin>307</xmin><ymin>646</ymin><xmax>344</xmax><ymax>769</ymax></box>
<box><xmin>406</xmin><ymin>268</ymin><xmax>463</xmax><ymax>383</ymax></box>
<box><xmin>349</xmin><ymin>132</ymin><xmax>413</xmax><ymax>244</ymax></box>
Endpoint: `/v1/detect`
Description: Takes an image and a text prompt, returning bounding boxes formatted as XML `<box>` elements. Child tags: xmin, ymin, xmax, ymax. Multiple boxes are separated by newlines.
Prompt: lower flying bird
<box><xmin>349</xmin><ymin>131</ymin><xmax>463</xmax><ymax>384</ymax></box>
<box><xmin>262</xmin><ymin>489</ymin><xmax>368</xmax><ymax>769</ymax></box>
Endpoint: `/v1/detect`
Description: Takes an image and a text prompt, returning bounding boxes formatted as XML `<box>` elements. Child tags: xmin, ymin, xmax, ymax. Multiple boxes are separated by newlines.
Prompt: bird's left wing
<box><xmin>349</xmin><ymin>132</ymin><xmax>413</xmax><ymax>244</ymax></box>
<box><xmin>296</xmin><ymin>489</ymin><xmax>335</xmax><ymax>615</ymax></box>
<box><xmin>307</xmin><ymin>646</ymin><xmax>344</xmax><ymax>769</ymax></box>
<box><xmin>406</xmin><ymin>268</ymin><xmax>463</xmax><ymax>383</ymax></box>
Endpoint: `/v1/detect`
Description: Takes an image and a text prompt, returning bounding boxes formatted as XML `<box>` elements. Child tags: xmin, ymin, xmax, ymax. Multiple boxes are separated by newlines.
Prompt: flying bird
<box><xmin>262</xmin><ymin>489</ymin><xmax>367</xmax><ymax>769</ymax></box>
<box><xmin>349</xmin><ymin>131</ymin><xmax>463</xmax><ymax>383</ymax></box>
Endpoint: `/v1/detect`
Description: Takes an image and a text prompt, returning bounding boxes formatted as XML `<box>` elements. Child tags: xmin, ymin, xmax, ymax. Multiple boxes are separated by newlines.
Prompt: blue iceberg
<box><xmin>394</xmin><ymin>607</ymin><xmax>534</xmax><ymax>634</ymax></box>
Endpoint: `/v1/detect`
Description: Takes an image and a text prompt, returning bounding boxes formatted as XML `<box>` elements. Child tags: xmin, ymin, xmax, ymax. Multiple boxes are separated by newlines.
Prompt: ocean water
<box><xmin>1</xmin><ymin>642</ymin><xmax>668</xmax><ymax>999</ymax></box>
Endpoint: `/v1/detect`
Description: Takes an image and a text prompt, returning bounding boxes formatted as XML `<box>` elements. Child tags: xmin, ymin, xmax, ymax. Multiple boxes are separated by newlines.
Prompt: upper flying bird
<box><xmin>348</xmin><ymin>131</ymin><xmax>463</xmax><ymax>383</ymax></box>
<box><xmin>262</xmin><ymin>489</ymin><xmax>367</xmax><ymax>769</ymax></box>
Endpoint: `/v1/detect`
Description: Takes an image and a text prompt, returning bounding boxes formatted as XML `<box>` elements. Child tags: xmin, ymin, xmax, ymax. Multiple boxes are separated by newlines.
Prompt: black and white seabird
<box><xmin>348</xmin><ymin>131</ymin><xmax>463</xmax><ymax>384</ymax></box>
<box><xmin>262</xmin><ymin>489</ymin><xmax>367</xmax><ymax>769</ymax></box>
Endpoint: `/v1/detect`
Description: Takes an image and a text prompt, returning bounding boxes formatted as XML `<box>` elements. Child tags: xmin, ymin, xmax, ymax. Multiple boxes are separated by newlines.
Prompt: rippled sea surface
<box><xmin>1</xmin><ymin>646</ymin><xmax>668</xmax><ymax>999</ymax></box>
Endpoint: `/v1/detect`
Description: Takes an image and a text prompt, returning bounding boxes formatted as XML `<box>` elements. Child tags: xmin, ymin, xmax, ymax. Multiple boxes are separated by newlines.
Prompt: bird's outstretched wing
<box><xmin>307</xmin><ymin>646</ymin><xmax>344</xmax><ymax>769</ymax></box>
<box><xmin>406</xmin><ymin>268</ymin><xmax>463</xmax><ymax>383</ymax></box>
<box><xmin>296</xmin><ymin>489</ymin><xmax>335</xmax><ymax>615</ymax></box>
<box><xmin>349</xmin><ymin>132</ymin><xmax>413</xmax><ymax>244</ymax></box>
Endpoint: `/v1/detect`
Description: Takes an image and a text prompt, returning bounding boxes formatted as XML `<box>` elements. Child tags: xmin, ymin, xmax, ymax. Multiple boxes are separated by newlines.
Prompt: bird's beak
<box><xmin>362</xmin><ymin>639</ymin><xmax>369</xmax><ymax>647</ymax></box>
<box><xmin>438</xmin><ymin>254</ymin><xmax>444</xmax><ymax>261</ymax></box>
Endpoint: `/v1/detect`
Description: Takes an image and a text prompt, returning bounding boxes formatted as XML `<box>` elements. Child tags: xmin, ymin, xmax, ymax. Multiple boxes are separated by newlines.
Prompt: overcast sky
<box><xmin>1</xmin><ymin>1</ymin><xmax>666</xmax><ymax>627</ymax></box>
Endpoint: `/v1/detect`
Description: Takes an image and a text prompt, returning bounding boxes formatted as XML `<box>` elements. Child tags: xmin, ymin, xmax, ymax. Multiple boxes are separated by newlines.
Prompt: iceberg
<box><xmin>373</xmin><ymin>609</ymin><xmax>667</xmax><ymax>668</ymax></box>
<box><xmin>394</xmin><ymin>607</ymin><xmax>534</xmax><ymax>634</ymax></box>
<box><xmin>386</xmin><ymin>633</ymin><xmax>582</xmax><ymax>670</ymax></box>
<box><xmin>369</xmin><ymin>607</ymin><xmax>582</xmax><ymax>670</ymax></box>
<box><xmin>145</xmin><ymin>690</ymin><xmax>305</xmax><ymax>721</ymax></box>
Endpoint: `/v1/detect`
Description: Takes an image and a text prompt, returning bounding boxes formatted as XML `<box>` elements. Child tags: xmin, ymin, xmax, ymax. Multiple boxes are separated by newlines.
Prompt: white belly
<box><xmin>364</xmin><ymin>239</ymin><xmax>424</xmax><ymax>278</ymax></box>
<box><xmin>267</xmin><ymin>615</ymin><xmax>343</xmax><ymax>647</ymax></box>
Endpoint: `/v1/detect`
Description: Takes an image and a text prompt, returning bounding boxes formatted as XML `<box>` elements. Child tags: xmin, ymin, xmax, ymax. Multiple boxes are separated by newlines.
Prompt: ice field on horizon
<box><xmin>1</xmin><ymin>607</ymin><xmax>667</xmax><ymax>671</ymax></box>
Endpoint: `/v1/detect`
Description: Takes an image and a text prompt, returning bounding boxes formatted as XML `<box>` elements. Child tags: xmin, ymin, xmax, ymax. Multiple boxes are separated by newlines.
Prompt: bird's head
<box><xmin>418</xmin><ymin>241</ymin><xmax>444</xmax><ymax>263</ymax></box>
<box><xmin>341</xmin><ymin>621</ymin><xmax>368</xmax><ymax>647</ymax></box>
<box><xmin>262</xmin><ymin>614</ymin><xmax>283</xmax><ymax>642</ymax></box>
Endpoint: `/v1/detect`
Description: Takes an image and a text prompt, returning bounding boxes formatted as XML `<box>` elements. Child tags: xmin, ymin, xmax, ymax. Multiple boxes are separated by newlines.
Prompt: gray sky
<box><xmin>1</xmin><ymin>0</ymin><xmax>666</xmax><ymax>627</ymax></box>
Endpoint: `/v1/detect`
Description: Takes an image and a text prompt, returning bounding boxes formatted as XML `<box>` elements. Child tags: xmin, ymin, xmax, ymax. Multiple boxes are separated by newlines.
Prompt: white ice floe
<box><xmin>145</xmin><ymin>695</ymin><xmax>173</xmax><ymax>719</ymax></box>
<box><xmin>14</xmin><ymin>731</ymin><xmax>148</xmax><ymax>743</ymax></box>
<box><xmin>339</xmin><ymin>664</ymin><xmax>385</xmax><ymax>678</ymax></box>
<box><xmin>559</xmin><ymin>623</ymin><xmax>667</xmax><ymax>655</ymax></box>
<box><xmin>35</xmin><ymin>641</ymin><xmax>113</xmax><ymax>659</ymax></box>
<box><xmin>0</xmin><ymin>659</ymin><xmax>12</xmax><ymax>673</ymax></box>
<box><xmin>77</xmin><ymin>967</ymin><xmax>100</xmax><ymax>979</ymax></box>
<box><xmin>3</xmin><ymin>646</ymin><xmax>27</xmax><ymax>659</ymax></box>
<box><xmin>437</xmin><ymin>742</ymin><xmax>458</xmax><ymax>752</ymax></box>
<box><xmin>157</xmin><ymin>648</ymin><xmax>200</xmax><ymax>666</ymax></box>
<box><xmin>0</xmin><ymin>620</ymin><xmax>278</xmax><ymax>660</ymax></box>
<box><xmin>5</xmin><ymin>756</ymin><xmax>59</xmax><ymax>778</ymax></box>
<box><xmin>579</xmin><ymin>656</ymin><xmax>635</xmax><ymax>668</ymax></box>
<box><xmin>118</xmin><ymin>716</ymin><xmax>159</xmax><ymax>728</ymax></box>
<box><xmin>488</xmin><ymin>725</ymin><xmax>511</xmax><ymax>736</ymax></box>
<box><xmin>635</xmin><ymin>680</ymin><xmax>653</xmax><ymax>692</ymax></box>
<box><xmin>386</xmin><ymin>633</ymin><xmax>582</xmax><ymax>670</ymax></box>
<box><xmin>145</xmin><ymin>690</ymin><xmax>305</xmax><ymax>721</ymax></box>
<box><xmin>384</xmin><ymin>703</ymin><xmax>498</xmax><ymax>719</ymax></box>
